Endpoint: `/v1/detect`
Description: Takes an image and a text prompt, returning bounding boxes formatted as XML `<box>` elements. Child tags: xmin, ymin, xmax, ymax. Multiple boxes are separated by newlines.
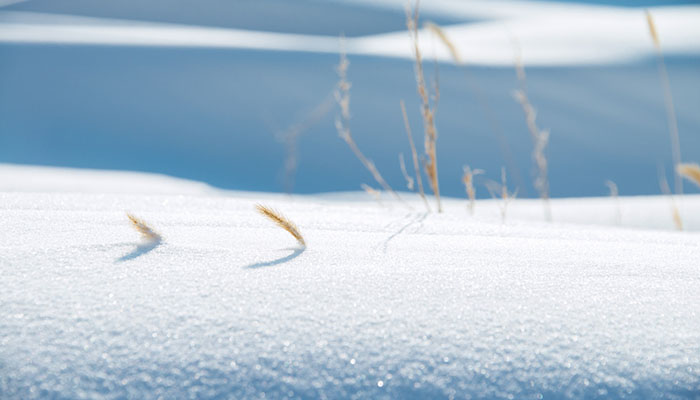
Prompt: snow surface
<box><xmin>1</xmin><ymin>165</ymin><xmax>699</xmax><ymax>399</ymax></box>
<box><xmin>2</xmin><ymin>2</ymin><xmax>700</xmax><ymax>66</ymax></box>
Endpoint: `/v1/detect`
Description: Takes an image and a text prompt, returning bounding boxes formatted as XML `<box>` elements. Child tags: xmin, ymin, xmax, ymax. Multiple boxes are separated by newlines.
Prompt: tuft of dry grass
<box><xmin>677</xmin><ymin>163</ymin><xmax>700</xmax><ymax>188</ymax></box>
<box><xmin>126</xmin><ymin>213</ymin><xmax>161</xmax><ymax>242</ymax></box>
<box><xmin>405</xmin><ymin>0</ymin><xmax>442</xmax><ymax>213</ymax></box>
<box><xmin>462</xmin><ymin>166</ymin><xmax>484</xmax><ymax>216</ymax></box>
<box><xmin>400</xmin><ymin>99</ymin><xmax>431</xmax><ymax>212</ymax></box>
<box><xmin>512</xmin><ymin>39</ymin><xmax>552</xmax><ymax>222</ymax></box>
<box><xmin>255</xmin><ymin>204</ymin><xmax>306</xmax><ymax>247</ymax></box>
<box><xmin>334</xmin><ymin>43</ymin><xmax>403</xmax><ymax>204</ymax></box>
<box><xmin>646</xmin><ymin>10</ymin><xmax>683</xmax><ymax>195</ymax></box>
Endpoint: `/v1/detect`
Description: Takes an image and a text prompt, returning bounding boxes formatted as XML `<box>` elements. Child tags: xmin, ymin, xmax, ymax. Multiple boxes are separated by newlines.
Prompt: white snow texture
<box><xmin>1</xmin><ymin>166</ymin><xmax>699</xmax><ymax>399</ymax></box>
<box><xmin>2</xmin><ymin>2</ymin><xmax>700</xmax><ymax>66</ymax></box>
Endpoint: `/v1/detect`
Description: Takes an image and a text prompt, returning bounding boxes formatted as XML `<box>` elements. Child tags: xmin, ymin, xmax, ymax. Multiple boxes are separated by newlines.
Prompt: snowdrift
<box><xmin>1</xmin><ymin>166</ymin><xmax>698</xmax><ymax>398</ymax></box>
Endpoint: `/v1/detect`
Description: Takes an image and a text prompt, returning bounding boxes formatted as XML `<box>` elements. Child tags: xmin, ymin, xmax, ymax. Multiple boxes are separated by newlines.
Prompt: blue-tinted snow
<box><xmin>0</xmin><ymin>0</ymin><xmax>464</xmax><ymax>36</ymax></box>
<box><xmin>0</xmin><ymin>173</ymin><xmax>699</xmax><ymax>399</ymax></box>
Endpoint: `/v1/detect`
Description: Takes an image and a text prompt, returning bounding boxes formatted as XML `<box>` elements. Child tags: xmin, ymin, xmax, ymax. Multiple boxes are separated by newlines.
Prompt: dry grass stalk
<box><xmin>486</xmin><ymin>167</ymin><xmax>517</xmax><ymax>223</ymax></box>
<box><xmin>646</xmin><ymin>10</ymin><xmax>683</xmax><ymax>195</ymax></box>
<box><xmin>361</xmin><ymin>183</ymin><xmax>384</xmax><ymax>206</ymax></box>
<box><xmin>334</xmin><ymin>45</ymin><xmax>403</xmax><ymax>204</ymax></box>
<box><xmin>659</xmin><ymin>168</ymin><xmax>683</xmax><ymax>231</ymax></box>
<box><xmin>677</xmin><ymin>163</ymin><xmax>700</xmax><ymax>189</ymax></box>
<box><xmin>405</xmin><ymin>0</ymin><xmax>442</xmax><ymax>213</ymax></box>
<box><xmin>399</xmin><ymin>153</ymin><xmax>414</xmax><ymax>191</ymax></box>
<box><xmin>126</xmin><ymin>213</ymin><xmax>161</xmax><ymax>242</ymax></box>
<box><xmin>424</xmin><ymin>21</ymin><xmax>460</xmax><ymax>64</ymax></box>
<box><xmin>463</xmin><ymin>166</ymin><xmax>484</xmax><ymax>214</ymax></box>
<box><xmin>671</xmin><ymin>205</ymin><xmax>683</xmax><ymax>231</ymax></box>
<box><xmin>646</xmin><ymin>11</ymin><xmax>660</xmax><ymax>48</ymax></box>
<box><xmin>442</xmin><ymin>28</ymin><xmax>526</xmax><ymax>197</ymax></box>
<box><xmin>605</xmin><ymin>180</ymin><xmax>622</xmax><ymax>225</ymax></box>
<box><xmin>279</xmin><ymin>91</ymin><xmax>335</xmax><ymax>194</ymax></box>
<box><xmin>255</xmin><ymin>204</ymin><xmax>306</xmax><ymax>247</ymax></box>
<box><xmin>431</xmin><ymin>57</ymin><xmax>441</xmax><ymax>116</ymax></box>
<box><xmin>512</xmin><ymin>41</ymin><xmax>552</xmax><ymax>222</ymax></box>
<box><xmin>400</xmin><ymin>99</ymin><xmax>430</xmax><ymax>212</ymax></box>
<box><xmin>430</xmin><ymin>21</ymin><xmax>526</xmax><ymax>196</ymax></box>
<box><xmin>462</xmin><ymin>166</ymin><xmax>484</xmax><ymax>216</ymax></box>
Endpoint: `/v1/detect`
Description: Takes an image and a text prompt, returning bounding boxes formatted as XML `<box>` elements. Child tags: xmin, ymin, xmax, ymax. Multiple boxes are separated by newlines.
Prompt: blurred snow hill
<box><xmin>0</xmin><ymin>0</ymin><xmax>699</xmax><ymax>198</ymax></box>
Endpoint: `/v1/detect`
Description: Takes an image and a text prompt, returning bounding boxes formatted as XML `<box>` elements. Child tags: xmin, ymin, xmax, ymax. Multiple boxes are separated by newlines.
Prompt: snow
<box><xmin>1</xmin><ymin>0</ymin><xmax>700</xmax><ymax>396</ymax></box>
<box><xmin>2</xmin><ymin>2</ymin><xmax>700</xmax><ymax>66</ymax></box>
<box><xmin>1</xmin><ymin>165</ymin><xmax>699</xmax><ymax>399</ymax></box>
<box><xmin>2</xmin><ymin>2</ymin><xmax>700</xmax><ymax>199</ymax></box>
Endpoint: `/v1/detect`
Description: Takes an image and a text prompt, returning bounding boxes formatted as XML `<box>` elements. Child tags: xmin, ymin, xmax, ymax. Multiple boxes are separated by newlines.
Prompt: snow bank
<box><xmin>2</xmin><ymin>2</ymin><xmax>700</xmax><ymax>66</ymax></box>
<box><xmin>1</xmin><ymin>166</ymin><xmax>699</xmax><ymax>398</ymax></box>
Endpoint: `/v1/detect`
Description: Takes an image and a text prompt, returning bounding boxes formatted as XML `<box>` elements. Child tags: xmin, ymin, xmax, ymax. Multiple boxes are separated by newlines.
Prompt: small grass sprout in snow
<box><xmin>677</xmin><ymin>163</ymin><xmax>700</xmax><ymax>189</ymax></box>
<box><xmin>126</xmin><ymin>213</ymin><xmax>161</xmax><ymax>242</ymax></box>
<box><xmin>255</xmin><ymin>204</ymin><xmax>306</xmax><ymax>247</ymax></box>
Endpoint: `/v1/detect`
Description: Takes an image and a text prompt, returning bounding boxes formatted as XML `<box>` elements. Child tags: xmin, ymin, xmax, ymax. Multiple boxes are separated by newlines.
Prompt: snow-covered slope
<box><xmin>2</xmin><ymin>3</ymin><xmax>700</xmax><ymax>65</ymax></box>
<box><xmin>1</xmin><ymin>166</ymin><xmax>698</xmax><ymax>399</ymax></box>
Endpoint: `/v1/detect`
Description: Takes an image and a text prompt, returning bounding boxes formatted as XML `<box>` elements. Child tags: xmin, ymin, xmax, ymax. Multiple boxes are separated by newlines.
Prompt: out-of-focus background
<box><xmin>1</xmin><ymin>0</ymin><xmax>699</xmax><ymax>198</ymax></box>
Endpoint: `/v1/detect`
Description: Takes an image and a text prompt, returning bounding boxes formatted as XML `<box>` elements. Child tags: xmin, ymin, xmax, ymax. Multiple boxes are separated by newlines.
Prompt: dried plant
<box><xmin>424</xmin><ymin>21</ymin><xmax>460</xmax><ymax>64</ymax></box>
<box><xmin>605</xmin><ymin>180</ymin><xmax>622</xmax><ymax>225</ymax></box>
<box><xmin>462</xmin><ymin>166</ymin><xmax>484</xmax><ymax>216</ymax></box>
<box><xmin>431</xmin><ymin>20</ymin><xmax>526</xmax><ymax>199</ymax></box>
<box><xmin>334</xmin><ymin>43</ymin><xmax>403</xmax><ymax>204</ymax></box>
<box><xmin>512</xmin><ymin>40</ymin><xmax>552</xmax><ymax>222</ymax></box>
<box><xmin>677</xmin><ymin>163</ymin><xmax>700</xmax><ymax>189</ymax></box>
<box><xmin>400</xmin><ymin>99</ymin><xmax>430</xmax><ymax>212</ymax></box>
<box><xmin>658</xmin><ymin>167</ymin><xmax>683</xmax><ymax>231</ymax></box>
<box><xmin>278</xmin><ymin>91</ymin><xmax>335</xmax><ymax>194</ymax></box>
<box><xmin>485</xmin><ymin>167</ymin><xmax>518</xmax><ymax>223</ymax></box>
<box><xmin>405</xmin><ymin>0</ymin><xmax>442</xmax><ymax>213</ymax></box>
<box><xmin>126</xmin><ymin>213</ymin><xmax>161</xmax><ymax>242</ymax></box>
<box><xmin>361</xmin><ymin>183</ymin><xmax>384</xmax><ymax>206</ymax></box>
<box><xmin>255</xmin><ymin>204</ymin><xmax>306</xmax><ymax>247</ymax></box>
<box><xmin>647</xmin><ymin>10</ymin><xmax>683</xmax><ymax>195</ymax></box>
<box><xmin>399</xmin><ymin>153</ymin><xmax>414</xmax><ymax>191</ymax></box>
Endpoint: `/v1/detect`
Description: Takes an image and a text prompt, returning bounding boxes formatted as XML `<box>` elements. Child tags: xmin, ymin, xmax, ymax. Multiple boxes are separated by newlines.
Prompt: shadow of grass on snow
<box><xmin>116</xmin><ymin>239</ymin><xmax>161</xmax><ymax>262</ymax></box>
<box><xmin>244</xmin><ymin>247</ymin><xmax>305</xmax><ymax>269</ymax></box>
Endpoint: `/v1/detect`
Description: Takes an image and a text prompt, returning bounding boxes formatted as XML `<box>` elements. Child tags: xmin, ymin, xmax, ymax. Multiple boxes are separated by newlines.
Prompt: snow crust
<box><xmin>1</xmin><ymin>166</ymin><xmax>699</xmax><ymax>399</ymax></box>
